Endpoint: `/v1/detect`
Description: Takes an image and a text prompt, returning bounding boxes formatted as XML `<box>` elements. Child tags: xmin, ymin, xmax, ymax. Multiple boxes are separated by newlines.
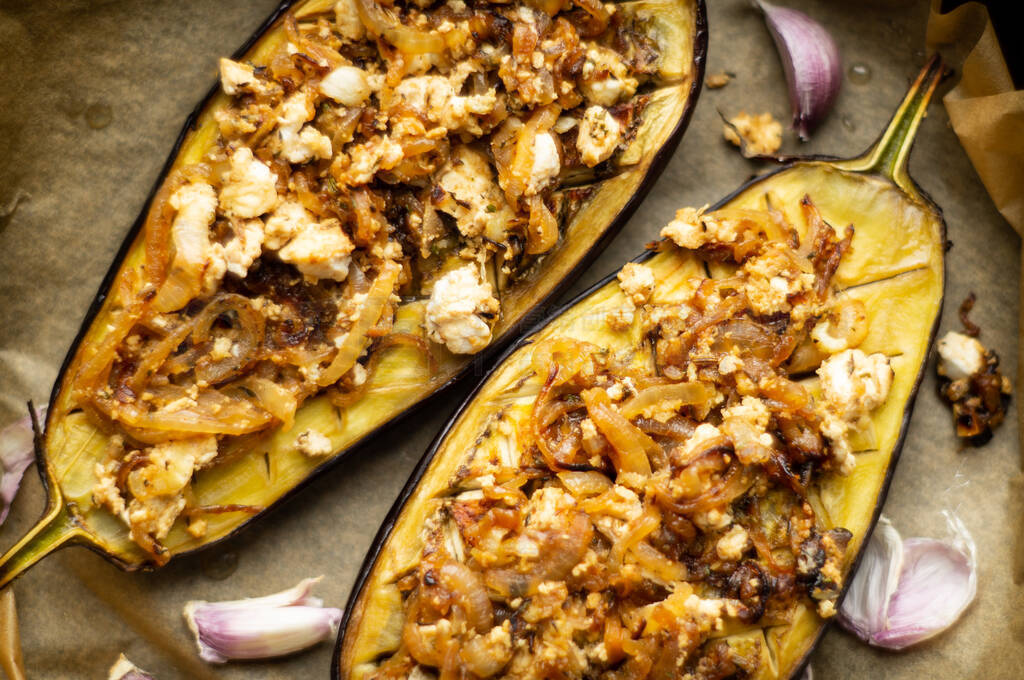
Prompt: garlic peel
<box><xmin>184</xmin><ymin>577</ymin><xmax>342</xmax><ymax>663</ymax></box>
<box><xmin>838</xmin><ymin>512</ymin><xmax>977</xmax><ymax>650</ymax></box>
<box><xmin>754</xmin><ymin>1</ymin><xmax>841</xmax><ymax>140</ymax></box>
<box><xmin>108</xmin><ymin>654</ymin><xmax>156</xmax><ymax>680</ymax></box>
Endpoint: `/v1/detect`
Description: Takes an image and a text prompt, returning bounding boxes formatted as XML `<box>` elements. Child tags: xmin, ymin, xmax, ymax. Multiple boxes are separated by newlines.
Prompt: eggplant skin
<box><xmin>332</xmin><ymin>66</ymin><xmax>946</xmax><ymax>676</ymax></box>
<box><xmin>4</xmin><ymin>0</ymin><xmax>708</xmax><ymax>579</ymax></box>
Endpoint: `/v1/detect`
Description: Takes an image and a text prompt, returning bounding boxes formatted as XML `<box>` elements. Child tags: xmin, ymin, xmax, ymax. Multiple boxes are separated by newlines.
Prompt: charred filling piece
<box><xmin>76</xmin><ymin>0</ymin><xmax>659</xmax><ymax>561</ymax></box>
<box><xmin>935</xmin><ymin>295</ymin><xmax>1012</xmax><ymax>445</ymax></box>
<box><xmin>367</xmin><ymin>197</ymin><xmax>894</xmax><ymax>680</ymax></box>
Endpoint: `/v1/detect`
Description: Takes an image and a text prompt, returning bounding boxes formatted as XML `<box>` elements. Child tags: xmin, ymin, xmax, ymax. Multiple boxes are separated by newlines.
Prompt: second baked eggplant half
<box><xmin>335</xmin><ymin>58</ymin><xmax>944</xmax><ymax>680</ymax></box>
<box><xmin>0</xmin><ymin>0</ymin><xmax>705</xmax><ymax>583</ymax></box>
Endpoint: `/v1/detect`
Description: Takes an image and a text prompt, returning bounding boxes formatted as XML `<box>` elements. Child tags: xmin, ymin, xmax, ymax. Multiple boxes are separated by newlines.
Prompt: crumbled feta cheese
<box><xmin>168</xmin><ymin>182</ymin><xmax>218</xmax><ymax>272</ymax></box>
<box><xmin>393</xmin><ymin>72</ymin><xmax>498</xmax><ymax>135</ymax></box>
<box><xmin>818</xmin><ymin>349</ymin><xmax>894</xmax><ymax>421</ymax></box>
<box><xmin>718</xmin><ymin>354</ymin><xmax>743</xmax><ymax>375</ymax></box>
<box><xmin>275</xmin><ymin>91</ymin><xmax>332</xmax><ymax>164</ymax></box>
<box><xmin>740</xmin><ymin>248</ymin><xmax>816</xmax><ymax>316</ymax></box>
<box><xmin>263</xmin><ymin>200</ymin><xmax>314</xmax><ymax>250</ymax></box>
<box><xmin>693</xmin><ymin>507</ymin><xmax>733</xmax><ymax>532</ymax></box>
<box><xmin>937</xmin><ymin>331</ymin><xmax>986</xmax><ymax>381</ymax></box>
<box><xmin>715</xmin><ymin>525</ymin><xmax>750</xmax><ymax>561</ymax></box>
<box><xmin>296</xmin><ymin>429</ymin><xmax>333</xmax><ymax>457</ymax></box>
<box><xmin>816</xmin><ymin>349</ymin><xmax>894</xmax><ymax>474</ymax></box>
<box><xmin>577</xmin><ymin>105</ymin><xmax>622</xmax><ymax>167</ymax></box>
<box><xmin>617</xmin><ymin>262</ymin><xmax>655</xmax><ymax>307</ymax></box>
<box><xmin>580</xmin><ymin>44</ymin><xmax>638</xmax><ymax>106</ymax></box>
<box><xmin>210</xmin><ymin>336</ymin><xmax>234</xmax><ymax>360</ymax></box>
<box><xmin>333</xmin><ymin>0</ymin><xmax>366</xmax><ymax>42</ymax></box>
<box><xmin>425</xmin><ymin>266</ymin><xmax>500</xmax><ymax>354</ymax></box>
<box><xmin>661</xmin><ymin>205</ymin><xmax>711</xmax><ymax>249</ymax></box>
<box><xmin>219</xmin><ymin>147</ymin><xmax>278</xmax><ymax>218</ymax></box>
<box><xmin>219</xmin><ymin>58</ymin><xmax>256</xmax><ymax>95</ymax></box>
<box><xmin>278</xmin><ymin>218</ymin><xmax>354</xmax><ymax>282</ymax></box>
<box><xmin>215</xmin><ymin>218</ymin><xmax>265</xmax><ymax>279</ymax></box>
<box><xmin>337</xmin><ymin>135</ymin><xmax>404</xmax><ymax>185</ymax></box>
<box><xmin>218</xmin><ymin>58</ymin><xmax>274</xmax><ymax>96</ymax></box>
<box><xmin>721</xmin><ymin>396</ymin><xmax>770</xmax><ymax>431</ymax></box>
<box><xmin>436</xmin><ymin>145</ymin><xmax>513</xmax><ymax>239</ymax></box>
<box><xmin>320</xmin><ymin>65</ymin><xmax>373</xmax><ymax>107</ymax></box>
<box><xmin>526</xmin><ymin>131</ymin><xmax>561</xmax><ymax>196</ymax></box>
<box><xmin>678</xmin><ymin>423</ymin><xmax>724</xmax><ymax>465</ymax></box>
<box><xmin>724</xmin><ymin>111</ymin><xmax>783</xmax><ymax>156</ymax></box>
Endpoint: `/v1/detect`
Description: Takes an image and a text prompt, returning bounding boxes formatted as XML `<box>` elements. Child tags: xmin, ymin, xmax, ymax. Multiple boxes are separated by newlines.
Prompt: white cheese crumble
<box><xmin>580</xmin><ymin>44</ymin><xmax>638</xmax><ymax>106</ymax></box>
<box><xmin>277</xmin><ymin>218</ymin><xmax>354</xmax><ymax>282</ymax></box>
<box><xmin>276</xmin><ymin>91</ymin><xmax>332</xmax><ymax>164</ymax></box>
<box><xmin>526</xmin><ymin>131</ymin><xmax>561</xmax><ymax>196</ymax></box>
<box><xmin>936</xmin><ymin>331</ymin><xmax>986</xmax><ymax>381</ymax></box>
<box><xmin>319</xmin><ymin>65</ymin><xmax>373</xmax><ymax>107</ymax></box>
<box><xmin>296</xmin><ymin>429</ymin><xmax>333</xmax><ymax>457</ymax></box>
<box><xmin>616</xmin><ymin>262</ymin><xmax>655</xmax><ymax>306</ymax></box>
<box><xmin>816</xmin><ymin>348</ymin><xmax>894</xmax><ymax>474</ymax></box>
<box><xmin>263</xmin><ymin>200</ymin><xmax>314</xmax><ymax>250</ymax></box>
<box><xmin>219</xmin><ymin>147</ymin><xmax>278</xmax><ymax>218</ymax></box>
<box><xmin>577</xmin><ymin>105</ymin><xmax>622</xmax><ymax>167</ymax></box>
<box><xmin>715</xmin><ymin>525</ymin><xmax>750</xmax><ymax>561</ymax></box>
<box><xmin>425</xmin><ymin>266</ymin><xmax>500</xmax><ymax>354</ymax></box>
<box><xmin>436</xmin><ymin>145</ymin><xmax>513</xmax><ymax>240</ymax></box>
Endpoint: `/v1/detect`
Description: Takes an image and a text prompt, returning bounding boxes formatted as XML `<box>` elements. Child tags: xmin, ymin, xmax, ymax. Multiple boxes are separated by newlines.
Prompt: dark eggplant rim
<box><xmin>329</xmin><ymin>119</ymin><xmax>947</xmax><ymax>679</ymax></box>
<box><xmin>25</xmin><ymin>0</ymin><xmax>709</xmax><ymax>572</ymax></box>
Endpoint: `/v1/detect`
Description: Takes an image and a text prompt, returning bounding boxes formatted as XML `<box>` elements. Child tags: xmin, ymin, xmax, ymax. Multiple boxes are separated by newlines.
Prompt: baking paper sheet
<box><xmin>0</xmin><ymin>0</ymin><xmax>1019</xmax><ymax>677</ymax></box>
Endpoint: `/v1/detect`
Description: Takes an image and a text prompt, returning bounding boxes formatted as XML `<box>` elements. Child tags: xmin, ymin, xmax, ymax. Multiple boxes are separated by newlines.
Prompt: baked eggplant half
<box><xmin>334</xmin><ymin>58</ymin><xmax>944</xmax><ymax>680</ymax></box>
<box><xmin>0</xmin><ymin>0</ymin><xmax>705</xmax><ymax>583</ymax></box>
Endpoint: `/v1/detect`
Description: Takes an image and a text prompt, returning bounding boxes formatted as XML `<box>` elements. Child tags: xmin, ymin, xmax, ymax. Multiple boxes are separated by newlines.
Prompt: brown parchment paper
<box><xmin>0</xmin><ymin>1</ymin><xmax>1019</xmax><ymax>678</ymax></box>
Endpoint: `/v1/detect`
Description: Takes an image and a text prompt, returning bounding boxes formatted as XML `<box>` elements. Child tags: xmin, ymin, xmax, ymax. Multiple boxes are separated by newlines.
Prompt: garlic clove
<box><xmin>754</xmin><ymin>1</ymin><xmax>842</xmax><ymax>140</ymax></box>
<box><xmin>186</xmin><ymin>604</ymin><xmax>342</xmax><ymax>663</ymax></box>
<box><xmin>0</xmin><ymin>406</ymin><xmax>44</xmax><ymax>526</ymax></box>
<box><xmin>184</xmin><ymin>577</ymin><xmax>342</xmax><ymax>663</ymax></box>
<box><xmin>871</xmin><ymin>512</ymin><xmax>977</xmax><ymax>650</ymax></box>
<box><xmin>839</xmin><ymin>512</ymin><xmax>977</xmax><ymax>650</ymax></box>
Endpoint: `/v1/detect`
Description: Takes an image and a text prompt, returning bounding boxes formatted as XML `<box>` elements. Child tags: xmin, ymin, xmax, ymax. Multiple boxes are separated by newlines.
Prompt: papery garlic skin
<box><xmin>0</xmin><ymin>407</ymin><xmax>45</xmax><ymax>526</ymax></box>
<box><xmin>838</xmin><ymin>512</ymin><xmax>977</xmax><ymax>650</ymax></box>
<box><xmin>755</xmin><ymin>1</ymin><xmax>842</xmax><ymax>140</ymax></box>
<box><xmin>838</xmin><ymin>516</ymin><xmax>902</xmax><ymax>641</ymax></box>
<box><xmin>184</xmin><ymin>577</ymin><xmax>342</xmax><ymax>663</ymax></box>
<box><xmin>108</xmin><ymin>654</ymin><xmax>156</xmax><ymax>680</ymax></box>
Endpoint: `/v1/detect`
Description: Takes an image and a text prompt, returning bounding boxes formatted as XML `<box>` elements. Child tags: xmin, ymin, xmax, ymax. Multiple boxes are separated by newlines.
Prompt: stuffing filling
<box><xmin>936</xmin><ymin>300</ymin><xmax>1012</xmax><ymax>444</ymax></box>
<box><xmin>367</xmin><ymin>196</ymin><xmax>892</xmax><ymax>679</ymax></box>
<box><xmin>79</xmin><ymin>0</ymin><xmax>659</xmax><ymax>561</ymax></box>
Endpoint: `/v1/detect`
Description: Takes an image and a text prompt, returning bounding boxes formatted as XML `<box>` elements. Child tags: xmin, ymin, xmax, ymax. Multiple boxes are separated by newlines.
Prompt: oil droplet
<box><xmin>841</xmin><ymin>115</ymin><xmax>856</xmax><ymax>132</ymax></box>
<box><xmin>848</xmin><ymin>63</ymin><xmax>872</xmax><ymax>86</ymax></box>
<box><xmin>84</xmin><ymin>102</ymin><xmax>113</xmax><ymax>129</ymax></box>
<box><xmin>201</xmin><ymin>550</ymin><xmax>239</xmax><ymax>580</ymax></box>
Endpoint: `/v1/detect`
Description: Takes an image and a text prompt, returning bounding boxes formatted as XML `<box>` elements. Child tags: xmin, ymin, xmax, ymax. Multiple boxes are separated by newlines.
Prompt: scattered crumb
<box><xmin>706</xmin><ymin>72</ymin><xmax>732</xmax><ymax>89</ymax></box>
<box><xmin>936</xmin><ymin>301</ymin><xmax>1012</xmax><ymax>446</ymax></box>
<box><xmin>723</xmin><ymin>111</ymin><xmax>783</xmax><ymax>156</ymax></box>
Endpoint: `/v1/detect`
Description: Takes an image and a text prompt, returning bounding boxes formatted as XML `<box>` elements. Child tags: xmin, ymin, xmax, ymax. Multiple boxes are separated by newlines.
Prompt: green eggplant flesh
<box><xmin>333</xmin><ymin>57</ymin><xmax>945</xmax><ymax>680</ymax></box>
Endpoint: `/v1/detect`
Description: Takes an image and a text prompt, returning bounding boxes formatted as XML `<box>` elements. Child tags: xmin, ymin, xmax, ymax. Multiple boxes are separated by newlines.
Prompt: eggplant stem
<box><xmin>0</xmin><ymin>506</ymin><xmax>84</xmax><ymax>590</ymax></box>
<box><xmin>0</xmin><ymin>410</ymin><xmax>88</xmax><ymax>589</ymax></box>
<box><xmin>838</xmin><ymin>54</ymin><xmax>943</xmax><ymax>196</ymax></box>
